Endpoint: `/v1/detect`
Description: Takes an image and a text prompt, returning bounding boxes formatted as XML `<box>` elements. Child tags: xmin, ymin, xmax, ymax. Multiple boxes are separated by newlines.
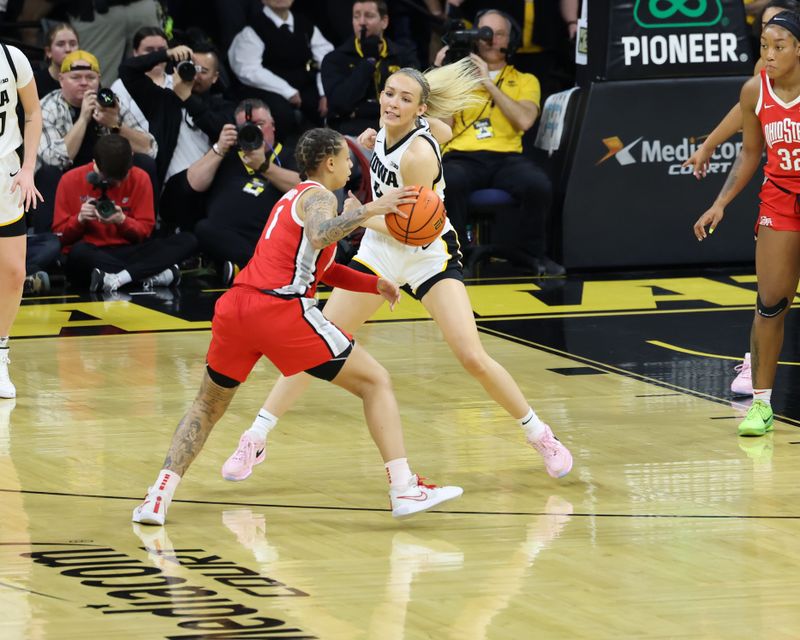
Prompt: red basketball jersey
<box><xmin>235</xmin><ymin>180</ymin><xmax>336</xmax><ymax>297</ymax></box>
<box><xmin>757</xmin><ymin>68</ymin><xmax>800</xmax><ymax>193</ymax></box>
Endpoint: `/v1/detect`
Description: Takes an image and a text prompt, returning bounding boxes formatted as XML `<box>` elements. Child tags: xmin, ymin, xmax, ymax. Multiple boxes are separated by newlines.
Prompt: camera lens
<box><xmin>237</xmin><ymin>122</ymin><xmax>264</xmax><ymax>152</ymax></box>
<box><xmin>97</xmin><ymin>87</ymin><xmax>116</xmax><ymax>108</ymax></box>
<box><xmin>177</xmin><ymin>60</ymin><xmax>197</xmax><ymax>82</ymax></box>
<box><xmin>96</xmin><ymin>198</ymin><xmax>117</xmax><ymax>219</ymax></box>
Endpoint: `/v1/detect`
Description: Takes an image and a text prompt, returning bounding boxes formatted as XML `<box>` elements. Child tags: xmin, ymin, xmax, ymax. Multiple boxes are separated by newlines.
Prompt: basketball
<box><xmin>385</xmin><ymin>185</ymin><xmax>447</xmax><ymax>246</ymax></box>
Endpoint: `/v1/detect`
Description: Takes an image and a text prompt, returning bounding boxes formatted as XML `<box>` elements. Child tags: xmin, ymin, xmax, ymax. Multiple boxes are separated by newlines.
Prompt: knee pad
<box><xmin>756</xmin><ymin>294</ymin><xmax>789</xmax><ymax>318</ymax></box>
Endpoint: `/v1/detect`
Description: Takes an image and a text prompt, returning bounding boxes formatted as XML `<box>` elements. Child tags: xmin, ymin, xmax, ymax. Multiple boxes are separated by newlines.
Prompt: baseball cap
<box><xmin>61</xmin><ymin>50</ymin><xmax>100</xmax><ymax>74</ymax></box>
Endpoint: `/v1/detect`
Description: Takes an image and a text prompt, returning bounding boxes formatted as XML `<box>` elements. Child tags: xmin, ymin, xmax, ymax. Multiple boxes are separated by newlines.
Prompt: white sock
<box><xmin>153</xmin><ymin>469</ymin><xmax>181</xmax><ymax>502</ymax></box>
<box><xmin>753</xmin><ymin>389</ymin><xmax>772</xmax><ymax>406</ymax></box>
<box><xmin>520</xmin><ymin>407</ymin><xmax>546</xmax><ymax>441</ymax></box>
<box><xmin>385</xmin><ymin>457</ymin><xmax>413</xmax><ymax>490</ymax></box>
<box><xmin>115</xmin><ymin>270</ymin><xmax>132</xmax><ymax>287</ymax></box>
<box><xmin>0</xmin><ymin>336</ymin><xmax>8</xmax><ymax>348</ymax></box>
<box><xmin>246</xmin><ymin>409</ymin><xmax>278</xmax><ymax>441</ymax></box>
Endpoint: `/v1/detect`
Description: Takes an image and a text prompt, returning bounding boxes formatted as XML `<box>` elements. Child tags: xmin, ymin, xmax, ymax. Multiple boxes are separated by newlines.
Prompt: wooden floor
<box><xmin>2</xmin><ymin>272</ymin><xmax>800</xmax><ymax>639</ymax></box>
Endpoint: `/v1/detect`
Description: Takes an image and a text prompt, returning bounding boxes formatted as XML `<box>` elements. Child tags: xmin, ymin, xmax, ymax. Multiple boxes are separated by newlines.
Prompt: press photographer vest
<box><xmin>250</xmin><ymin>12</ymin><xmax>316</xmax><ymax>92</ymax></box>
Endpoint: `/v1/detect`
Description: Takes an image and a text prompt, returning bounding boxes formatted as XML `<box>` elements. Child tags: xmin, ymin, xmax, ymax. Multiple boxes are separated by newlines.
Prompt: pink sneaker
<box><xmin>730</xmin><ymin>353</ymin><xmax>753</xmax><ymax>396</ymax></box>
<box><xmin>528</xmin><ymin>423</ymin><xmax>573</xmax><ymax>478</ymax></box>
<box><xmin>221</xmin><ymin>432</ymin><xmax>266</xmax><ymax>481</ymax></box>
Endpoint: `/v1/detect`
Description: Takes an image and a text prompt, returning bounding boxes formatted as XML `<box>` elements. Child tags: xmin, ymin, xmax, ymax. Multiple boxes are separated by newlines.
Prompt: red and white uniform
<box><xmin>755</xmin><ymin>68</ymin><xmax>800</xmax><ymax>232</ymax></box>
<box><xmin>207</xmin><ymin>181</ymin><xmax>359</xmax><ymax>381</ymax></box>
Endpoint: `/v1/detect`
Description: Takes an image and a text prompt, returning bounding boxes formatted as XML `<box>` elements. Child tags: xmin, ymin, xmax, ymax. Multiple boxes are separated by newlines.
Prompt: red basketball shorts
<box><xmin>206</xmin><ymin>286</ymin><xmax>353</xmax><ymax>382</ymax></box>
<box><xmin>756</xmin><ymin>179</ymin><xmax>800</xmax><ymax>234</ymax></box>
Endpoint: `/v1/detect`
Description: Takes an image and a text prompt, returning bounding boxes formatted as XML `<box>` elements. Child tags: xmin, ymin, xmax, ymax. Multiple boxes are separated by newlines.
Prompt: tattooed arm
<box><xmin>693</xmin><ymin>76</ymin><xmax>763</xmax><ymax>241</ymax></box>
<box><xmin>299</xmin><ymin>185</ymin><xmax>419</xmax><ymax>250</ymax></box>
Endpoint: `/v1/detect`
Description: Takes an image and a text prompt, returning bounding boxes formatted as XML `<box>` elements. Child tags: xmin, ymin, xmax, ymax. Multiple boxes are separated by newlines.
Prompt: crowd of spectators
<box><xmin>6</xmin><ymin>0</ymin><xmax>579</xmax><ymax>295</ymax></box>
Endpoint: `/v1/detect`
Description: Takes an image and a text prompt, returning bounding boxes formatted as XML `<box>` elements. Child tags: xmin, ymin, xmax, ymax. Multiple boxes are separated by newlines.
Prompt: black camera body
<box><xmin>237</xmin><ymin>104</ymin><xmax>264</xmax><ymax>152</ymax></box>
<box><xmin>96</xmin><ymin>87</ymin><xmax>116</xmax><ymax>108</ymax></box>
<box><xmin>86</xmin><ymin>172</ymin><xmax>117</xmax><ymax>219</ymax></box>
<box><xmin>442</xmin><ymin>21</ymin><xmax>494</xmax><ymax>64</ymax></box>
<box><xmin>176</xmin><ymin>59</ymin><xmax>197</xmax><ymax>82</ymax></box>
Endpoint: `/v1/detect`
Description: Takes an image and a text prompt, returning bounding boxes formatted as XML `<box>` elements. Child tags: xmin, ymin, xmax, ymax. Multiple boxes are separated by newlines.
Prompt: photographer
<box><xmin>437</xmin><ymin>9</ymin><xmax>563</xmax><ymax>275</ymax></box>
<box><xmin>118</xmin><ymin>41</ymin><xmax>232</xmax><ymax>186</ymax></box>
<box><xmin>187</xmin><ymin>99</ymin><xmax>300</xmax><ymax>285</ymax></box>
<box><xmin>52</xmin><ymin>135</ymin><xmax>198</xmax><ymax>292</ymax></box>
<box><xmin>36</xmin><ymin>50</ymin><xmax>157</xmax><ymax>233</ymax></box>
<box><xmin>321</xmin><ymin>0</ymin><xmax>418</xmax><ymax>137</ymax></box>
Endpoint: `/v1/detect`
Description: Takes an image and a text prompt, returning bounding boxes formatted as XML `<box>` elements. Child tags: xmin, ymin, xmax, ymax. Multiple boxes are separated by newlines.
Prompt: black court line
<box><xmin>634</xmin><ymin>393</ymin><xmax>682</xmax><ymax>398</ymax></box>
<box><xmin>2</xmin><ymin>487</ymin><xmax>799</xmax><ymax>521</ymax></box>
<box><xmin>476</xmin><ymin>325</ymin><xmax>800</xmax><ymax>429</ymax></box>
<box><xmin>0</xmin><ymin>580</ymin><xmax>72</xmax><ymax>601</ymax></box>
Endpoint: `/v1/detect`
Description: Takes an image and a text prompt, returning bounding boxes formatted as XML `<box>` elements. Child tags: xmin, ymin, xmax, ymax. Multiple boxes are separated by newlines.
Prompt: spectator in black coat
<box><xmin>322</xmin><ymin>0</ymin><xmax>419</xmax><ymax>137</ymax></box>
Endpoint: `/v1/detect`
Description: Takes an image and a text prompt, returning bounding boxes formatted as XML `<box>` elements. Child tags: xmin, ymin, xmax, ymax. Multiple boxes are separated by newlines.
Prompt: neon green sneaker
<box><xmin>737</xmin><ymin>400</ymin><xmax>774</xmax><ymax>437</ymax></box>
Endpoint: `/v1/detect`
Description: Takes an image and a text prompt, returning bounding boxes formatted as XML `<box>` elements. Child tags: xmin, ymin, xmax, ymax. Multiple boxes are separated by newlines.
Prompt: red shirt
<box><xmin>52</xmin><ymin>162</ymin><xmax>155</xmax><ymax>251</ymax></box>
<box><xmin>235</xmin><ymin>181</ymin><xmax>337</xmax><ymax>298</ymax></box>
<box><xmin>757</xmin><ymin>68</ymin><xmax>800</xmax><ymax>193</ymax></box>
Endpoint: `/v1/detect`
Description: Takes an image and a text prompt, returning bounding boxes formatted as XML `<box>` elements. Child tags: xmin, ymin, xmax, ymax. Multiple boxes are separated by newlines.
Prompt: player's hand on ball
<box><xmin>693</xmin><ymin>205</ymin><xmax>724</xmax><ymax>241</ymax></box>
<box><xmin>366</xmin><ymin>186</ymin><xmax>417</xmax><ymax>217</ymax></box>
<box><xmin>358</xmin><ymin>128</ymin><xmax>378</xmax><ymax>150</ymax></box>
<box><xmin>377</xmin><ymin>278</ymin><xmax>401</xmax><ymax>310</ymax></box>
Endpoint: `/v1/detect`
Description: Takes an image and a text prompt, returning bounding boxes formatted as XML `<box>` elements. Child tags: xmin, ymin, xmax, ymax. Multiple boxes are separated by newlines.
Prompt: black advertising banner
<box><xmin>606</xmin><ymin>0</ymin><xmax>752</xmax><ymax>80</ymax></box>
<box><xmin>561</xmin><ymin>78</ymin><xmax>760</xmax><ymax>269</ymax></box>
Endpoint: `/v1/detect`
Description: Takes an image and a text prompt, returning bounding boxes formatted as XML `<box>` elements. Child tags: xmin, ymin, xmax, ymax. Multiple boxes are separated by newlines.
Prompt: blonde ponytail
<box><xmin>394</xmin><ymin>58</ymin><xmax>485</xmax><ymax>119</ymax></box>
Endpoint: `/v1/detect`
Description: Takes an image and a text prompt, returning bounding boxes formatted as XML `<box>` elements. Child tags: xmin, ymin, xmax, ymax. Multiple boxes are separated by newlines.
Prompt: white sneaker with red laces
<box><xmin>132</xmin><ymin>487</ymin><xmax>169</xmax><ymax>526</ymax></box>
<box><xmin>389</xmin><ymin>475</ymin><xmax>463</xmax><ymax>519</ymax></box>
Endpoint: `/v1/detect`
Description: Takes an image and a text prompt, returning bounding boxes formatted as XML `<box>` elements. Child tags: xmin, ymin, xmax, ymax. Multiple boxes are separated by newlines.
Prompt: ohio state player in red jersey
<box><xmin>133</xmin><ymin>128</ymin><xmax>464</xmax><ymax>525</ymax></box>
<box><xmin>694</xmin><ymin>10</ymin><xmax>800</xmax><ymax>437</ymax></box>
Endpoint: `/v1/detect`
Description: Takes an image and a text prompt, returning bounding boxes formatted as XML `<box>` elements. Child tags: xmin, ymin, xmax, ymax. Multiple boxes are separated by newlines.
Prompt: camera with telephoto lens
<box><xmin>86</xmin><ymin>171</ymin><xmax>118</xmax><ymax>219</ymax></box>
<box><xmin>237</xmin><ymin>103</ymin><xmax>264</xmax><ymax>152</ymax></box>
<box><xmin>176</xmin><ymin>59</ymin><xmax>197</xmax><ymax>82</ymax></box>
<box><xmin>441</xmin><ymin>20</ymin><xmax>494</xmax><ymax>64</ymax></box>
<box><xmin>96</xmin><ymin>87</ymin><xmax>116</xmax><ymax>108</ymax></box>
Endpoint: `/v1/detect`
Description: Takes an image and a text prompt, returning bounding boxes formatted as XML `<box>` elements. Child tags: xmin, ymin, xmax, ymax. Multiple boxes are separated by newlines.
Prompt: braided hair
<box><xmin>295</xmin><ymin>128</ymin><xmax>345</xmax><ymax>180</ymax></box>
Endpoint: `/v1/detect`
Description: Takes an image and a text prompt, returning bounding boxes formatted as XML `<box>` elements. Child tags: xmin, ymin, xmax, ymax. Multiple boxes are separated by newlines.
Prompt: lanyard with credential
<box><xmin>237</xmin><ymin>142</ymin><xmax>283</xmax><ymax>174</ymax></box>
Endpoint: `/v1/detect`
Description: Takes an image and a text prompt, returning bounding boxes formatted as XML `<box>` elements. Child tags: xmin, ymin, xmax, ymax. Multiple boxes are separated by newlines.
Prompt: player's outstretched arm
<box><xmin>693</xmin><ymin>78</ymin><xmax>763</xmax><ymax>240</ymax></box>
<box><xmin>683</xmin><ymin>103</ymin><xmax>743</xmax><ymax>179</ymax></box>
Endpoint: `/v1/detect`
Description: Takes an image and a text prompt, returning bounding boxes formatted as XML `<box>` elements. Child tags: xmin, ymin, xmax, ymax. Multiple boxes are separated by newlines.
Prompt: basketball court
<box><xmin>2</xmin><ymin>267</ymin><xmax>799</xmax><ymax>639</ymax></box>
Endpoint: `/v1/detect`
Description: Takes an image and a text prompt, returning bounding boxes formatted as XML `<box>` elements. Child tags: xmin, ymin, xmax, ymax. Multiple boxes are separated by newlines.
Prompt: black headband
<box><xmin>766</xmin><ymin>11</ymin><xmax>800</xmax><ymax>41</ymax></box>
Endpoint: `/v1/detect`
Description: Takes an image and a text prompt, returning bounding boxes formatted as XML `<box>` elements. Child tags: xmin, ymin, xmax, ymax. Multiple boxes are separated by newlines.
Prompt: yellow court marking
<box><xmin>13</xmin><ymin>301</ymin><xmax>210</xmax><ymax>337</ymax></box>
<box><xmin>648</xmin><ymin>340</ymin><xmax>800</xmax><ymax>366</ymax></box>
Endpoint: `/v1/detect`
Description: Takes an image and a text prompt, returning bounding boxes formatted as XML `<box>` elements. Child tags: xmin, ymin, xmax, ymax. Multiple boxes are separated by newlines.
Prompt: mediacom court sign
<box><xmin>607</xmin><ymin>0</ymin><xmax>751</xmax><ymax>79</ymax></box>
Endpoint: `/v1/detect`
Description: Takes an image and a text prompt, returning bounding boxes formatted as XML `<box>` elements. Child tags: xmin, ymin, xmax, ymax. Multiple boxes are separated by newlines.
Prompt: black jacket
<box><xmin>321</xmin><ymin>36</ymin><xmax>418</xmax><ymax>134</ymax></box>
<box><xmin>118</xmin><ymin>50</ymin><xmax>233</xmax><ymax>183</ymax></box>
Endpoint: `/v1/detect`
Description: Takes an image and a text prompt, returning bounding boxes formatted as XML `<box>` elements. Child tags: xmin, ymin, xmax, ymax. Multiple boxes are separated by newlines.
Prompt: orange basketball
<box><xmin>385</xmin><ymin>185</ymin><xmax>447</xmax><ymax>247</ymax></box>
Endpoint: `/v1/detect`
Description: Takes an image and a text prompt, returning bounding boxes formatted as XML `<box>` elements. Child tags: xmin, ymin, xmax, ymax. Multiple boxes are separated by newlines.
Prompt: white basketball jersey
<box><xmin>370</xmin><ymin>118</ymin><xmax>446</xmax><ymax>202</ymax></box>
<box><xmin>0</xmin><ymin>44</ymin><xmax>33</xmax><ymax>159</ymax></box>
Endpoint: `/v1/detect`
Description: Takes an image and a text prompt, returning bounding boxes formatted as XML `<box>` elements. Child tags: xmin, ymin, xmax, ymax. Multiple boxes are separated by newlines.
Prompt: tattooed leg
<box><xmin>162</xmin><ymin>371</ymin><xmax>238</xmax><ymax>476</ymax></box>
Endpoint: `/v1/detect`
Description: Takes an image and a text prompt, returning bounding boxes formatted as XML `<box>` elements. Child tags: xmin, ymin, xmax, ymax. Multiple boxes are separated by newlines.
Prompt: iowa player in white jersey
<box><xmin>222</xmin><ymin>60</ymin><xmax>573</xmax><ymax>485</ymax></box>
<box><xmin>0</xmin><ymin>43</ymin><xmax>43</xmax><ymax>399</ymax></box>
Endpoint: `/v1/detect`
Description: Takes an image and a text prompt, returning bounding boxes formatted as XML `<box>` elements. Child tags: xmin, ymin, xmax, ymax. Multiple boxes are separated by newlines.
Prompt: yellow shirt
<box><xmin>445</xmin><ymin>65</ymin><xmax>540</xmax><ymax>155</ymax></box>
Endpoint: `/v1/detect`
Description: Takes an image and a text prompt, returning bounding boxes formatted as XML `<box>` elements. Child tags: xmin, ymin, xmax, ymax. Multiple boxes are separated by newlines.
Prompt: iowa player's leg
<box><xmin>420</xmin><ymin>276</ymin><xmax>572</xmax><ymax>478</ymax></box>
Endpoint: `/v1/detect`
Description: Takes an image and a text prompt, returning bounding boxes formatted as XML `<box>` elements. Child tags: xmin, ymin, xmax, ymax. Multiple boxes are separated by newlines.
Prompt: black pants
<box><xmin>64</xmin><ymin>233</ymin><xmax>198</xmax><ymax>287</ymax></box>
<box><xmin>159</xmin><ymin>170</ymin><xmax>206</xmax><ymax>234</ymax></box>
<box><xmin>26</xmin><ymin>233</ymin><xmax>61</xmax><ymax>275</ymax></box>
<box><xmin>442</xmin><ymin>151</ymin><xmax>552</xmax><ymax>258</ymax></box>
<box><xmin>195</xmin><ymin>219</ymin><xmax>258</xmax><ymax>268</ymax></box>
